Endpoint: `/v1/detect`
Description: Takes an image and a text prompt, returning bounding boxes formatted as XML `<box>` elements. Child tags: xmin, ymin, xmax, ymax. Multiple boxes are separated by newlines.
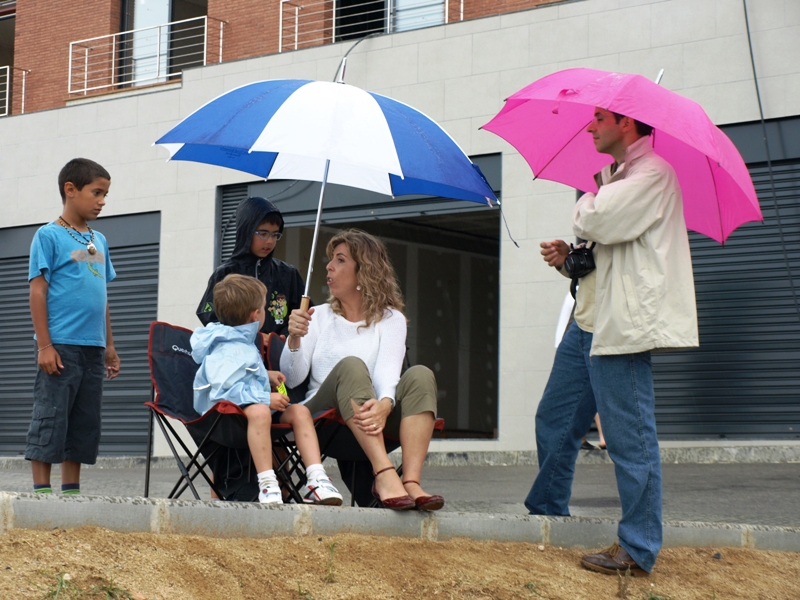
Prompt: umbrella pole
<box><xmin>300</xmin><ymin>158</ymin><xmax>331</xmax><ymax>312</ymax></box>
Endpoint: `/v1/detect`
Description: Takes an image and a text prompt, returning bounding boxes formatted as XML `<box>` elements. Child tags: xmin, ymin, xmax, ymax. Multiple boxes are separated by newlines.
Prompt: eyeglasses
<box><xmin>254</xmin><ymin>230</ymin><xmax>283</xmax><ymax>241</ymax></box>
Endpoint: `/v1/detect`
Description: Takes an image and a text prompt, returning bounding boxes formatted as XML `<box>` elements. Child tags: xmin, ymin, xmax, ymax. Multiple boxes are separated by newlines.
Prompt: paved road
<box><xmin>2</xmin><ymin>462</ymin><xmax>798</xmax><ymax>528</ymax></box>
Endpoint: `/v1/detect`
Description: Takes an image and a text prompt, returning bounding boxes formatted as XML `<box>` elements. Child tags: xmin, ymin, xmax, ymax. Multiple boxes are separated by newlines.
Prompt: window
<box><xmin>335</xmin><ymin>0</ymin><xmax>386</xmax><ymax>42</ymax></box>
<box><xmin>0</xmin><ymin>6</ymin><xmax>15</xmax><ymax>117</ymax></box>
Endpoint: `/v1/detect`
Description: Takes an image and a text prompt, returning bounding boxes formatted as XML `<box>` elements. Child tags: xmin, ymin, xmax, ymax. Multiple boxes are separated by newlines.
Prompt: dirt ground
<box><xmin>0</xmin><ymin>527</ymin><xmax>797</xmax><ymax>600</ymax></box>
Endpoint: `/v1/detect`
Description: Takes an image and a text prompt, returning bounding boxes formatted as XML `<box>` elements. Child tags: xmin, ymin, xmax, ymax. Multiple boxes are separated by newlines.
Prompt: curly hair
<box><xmin>326</xmin><ymin>229</ymin><xmax>404</xmax><ymax>327</ymax></box>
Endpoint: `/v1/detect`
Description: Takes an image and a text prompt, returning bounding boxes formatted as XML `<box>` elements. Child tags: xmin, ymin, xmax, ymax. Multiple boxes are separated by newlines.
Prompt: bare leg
<box><xmin>31</xmin><ymin>460</ymin><xmax>52</xmax><ymax>486</ymax></box>
<box><xmin>398</xmin><ymin>411</ymin><xmax>436</xmax><ymax>500</ymax></box>
<box><xmin>348</xmin><ymin>399</ymin><xmax>406</xmax><ymax>500</ymax></box>
<box><xmin>209</xmin><ymin>474</ymin><xmax>219</xmax><ymax>499</ymax></box>
<box><xmin>280</xmin><ymin>404</ymin><xmax>321</xmax><ymax>466</ymax></box>
<box><xmin>61</xmin><ymin>460</ymin><xmax>81</xmax><ymax>485</ymax></box>
<box><xmin>595</xmin><ymin>413</ymin><xmax>606</xmax><ymax>448</ymax></box>
<box><xmin>242</xmin><ymin>404</ymin><xmax>273</xmax><ymax>473</ymax></box>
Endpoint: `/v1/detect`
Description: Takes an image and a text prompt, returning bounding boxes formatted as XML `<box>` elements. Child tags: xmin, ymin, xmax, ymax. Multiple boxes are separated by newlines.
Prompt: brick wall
<box><xmin>12</xmin><ymin>0</ymin><xmax>121</xmax><ymax>114</ymax></box>
<box><xmin>9</xmin><ymin>0</ymin><xmax>567</xmax><ymax>115</ymax></box>
<box><xmin>460</xmin><ymin>0</ymin><xmax>564</xmax><ymax>21</ymax></box>
<box><xmin>208</xmin><ymin>0</ymin><xmax>280</xmax><ymax>63</ymax></box>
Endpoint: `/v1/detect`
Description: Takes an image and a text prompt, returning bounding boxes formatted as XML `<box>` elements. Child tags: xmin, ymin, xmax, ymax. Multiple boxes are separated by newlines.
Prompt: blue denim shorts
<box><xmin>25</xmin><ymin>343</ymin><xmax>105</xmax><ymax>465</ymax></box>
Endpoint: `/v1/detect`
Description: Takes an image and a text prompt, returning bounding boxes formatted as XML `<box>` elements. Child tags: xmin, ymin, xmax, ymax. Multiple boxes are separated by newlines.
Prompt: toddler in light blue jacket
<box><xmin>191</xmin><ymin>274</ymin><xmax>342</xmax><ymax>506</ymax></box>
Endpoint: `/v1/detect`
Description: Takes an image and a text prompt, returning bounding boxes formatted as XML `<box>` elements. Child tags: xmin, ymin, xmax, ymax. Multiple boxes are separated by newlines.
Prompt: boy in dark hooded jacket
<box><xmin>197</xmin><ymin>196</ymin><xmax>304</xmax><ymax>337</ymax></box>
<box><xmin>195</xmin><ymin>196</ymin><xmax>306</xmax><ymax>501</ymax></box>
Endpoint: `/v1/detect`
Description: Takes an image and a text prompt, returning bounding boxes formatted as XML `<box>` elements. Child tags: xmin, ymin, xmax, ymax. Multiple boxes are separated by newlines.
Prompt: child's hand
<box><xmin>268</xmin><ymin>370</ymin><xmax>286</xmax><ymax>388</ymax></box>
<box><xmin>270</xmin><ymin>392</ymin><xmax>290</xmax><ymax>412</ymax></box>
<box><xmin>38</xmin><ymin>346</ymin><xmax>64</xmax><ymax>376</ymax></box>
<box><xmin>105</xmin><ymin>346</ymin><xmax>121</xmax><ymax>380</ymax></box>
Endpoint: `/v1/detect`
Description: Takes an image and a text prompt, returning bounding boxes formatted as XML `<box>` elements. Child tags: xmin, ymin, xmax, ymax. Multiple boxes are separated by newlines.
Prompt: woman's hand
<box><xmin>269</xmin><ymin>392</ymin><xmax>290</xmax><ymax>412</ymax></box>
<box><xmin>353</xmin><ymin>398</ymin><xmax>392</xmax><ymax>436</ymax></box>
<box><xmin>287</xmin><ymin>307</ymin><xmax>314</xmax><ymax>350</ymax></box>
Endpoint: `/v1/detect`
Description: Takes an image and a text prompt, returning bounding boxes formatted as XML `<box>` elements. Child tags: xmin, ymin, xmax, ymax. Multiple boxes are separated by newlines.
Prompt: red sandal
<box><xmin>403</xmin><ymin>480</ymin><xmax>445</xmax><ymax>511</ymax></box>
<box><xmin>372</xmin><ymin>466</ymin><xmax>415</xmax><ymax>510</ymax></box>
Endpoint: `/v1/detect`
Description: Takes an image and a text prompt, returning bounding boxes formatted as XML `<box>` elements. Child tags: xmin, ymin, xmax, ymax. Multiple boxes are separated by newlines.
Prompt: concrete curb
<box><xmin>2</xmin><ymin>492</ymin><xmax>798</xmax><ymax>553</ymax></box>
<box><xmin>421</xmin><ymin>445</ymin><xmax>800</xmax><ymax>467</ymax></box>
<box><xmin>1</xmin><ymin>443</ymin><xmax>799</xmax><ymax>470</ymax></box>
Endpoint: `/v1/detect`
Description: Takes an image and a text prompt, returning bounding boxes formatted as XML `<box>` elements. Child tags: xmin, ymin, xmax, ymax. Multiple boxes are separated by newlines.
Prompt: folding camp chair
<box><xmin>144</xmin><ymin>321</ymin><xmax>335</xmax><ymax>502</ymax></box>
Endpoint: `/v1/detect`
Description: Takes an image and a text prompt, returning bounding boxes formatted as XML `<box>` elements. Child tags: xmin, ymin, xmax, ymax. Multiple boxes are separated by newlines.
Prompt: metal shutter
<box><xmin>218</xmin><ymin>183</ymin><xmax>248</xmax><ymax>264</ymax></box>
<box><xmin>653</xmin><ymin>161</ymin><xmax>800</xmax><ymax>439</ymax></box>
<box><xmin>101</xmin><ymin>243</ymin><xmax>159</xmax><ymax>454</ymax></box>
<box><xmin>0</xmin><ymin>215</ymin><xmax>159</xmax><ymax>456</ymax></box>
<box><xmin>0</xmin><ymin>255</ymin><xmax>39</xmax><ymax>454</ymax></box>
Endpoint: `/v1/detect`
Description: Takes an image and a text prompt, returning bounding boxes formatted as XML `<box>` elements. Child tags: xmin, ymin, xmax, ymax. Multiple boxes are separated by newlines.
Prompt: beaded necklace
<box><xmin>58</xmin><ymin>217</ymin><xmax>97</xmax><ymax>255</ymax></box>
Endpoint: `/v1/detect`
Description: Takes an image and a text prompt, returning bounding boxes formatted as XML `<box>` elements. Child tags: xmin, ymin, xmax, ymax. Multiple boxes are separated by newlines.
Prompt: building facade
<box><xmin>0</xmin><ymin>0</ymin><xmax>798</xmax><ymax>457</ymax></box>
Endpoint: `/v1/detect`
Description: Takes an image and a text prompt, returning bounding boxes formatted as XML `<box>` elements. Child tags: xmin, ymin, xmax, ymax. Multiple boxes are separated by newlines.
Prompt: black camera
<box><xmin>564</xmin><ymin>242</ymin><xmax>596</xmax><ymax>279</ymax></box>
<box><xmin>564</xmin><ymin>242</ymin><xmax>596</xmax><ymax>298</ymax></box>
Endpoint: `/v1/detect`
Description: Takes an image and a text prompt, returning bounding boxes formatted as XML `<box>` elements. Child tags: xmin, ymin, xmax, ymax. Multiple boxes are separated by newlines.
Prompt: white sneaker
<box><xmin>258</xmin><ymin>479</ymin><xmax>283</xmax><ymax>504</ymax></box>
<box><xmin>301</xmin><ymin>474</ymin><xmax>343</xmax><ymax>506</ymax></box>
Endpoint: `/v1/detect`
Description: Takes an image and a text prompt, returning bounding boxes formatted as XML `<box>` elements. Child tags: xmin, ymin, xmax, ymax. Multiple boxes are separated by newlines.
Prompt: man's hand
<box><xmin>38</xmin><ymin>346</ymin><xmax>64</xmax><ymax>376</ymax></box>
<box><xmin>105</xmin><ymin>346</ymin><xmax>120</xmax><ymax>380</ymax></box>
<box><xmin>540</xmin><ymin>240</ymin><xmax>570</xmax><ymax>269</ymax></box>
<box><xmin>352</xmin><ymin>398</ymin><xmax>392</xmax><ymax>436</ymax></box>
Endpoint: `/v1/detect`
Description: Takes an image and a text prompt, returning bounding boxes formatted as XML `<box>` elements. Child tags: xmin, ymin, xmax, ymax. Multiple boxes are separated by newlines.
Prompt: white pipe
<box><xmin>21</xmin><ymin>69</ymin><xmax>27</xmax><ymax>114</ymax></box>
<box><xmin>219</xmin><ymin>20</ymin><xmax>224</xmax><ymax>63</ymax></box>
<box><xmin>294</xmin><ymin>6</ymin><xmax>299</xmax><ymax>50</ymax></box>
<box><xmin>156</xmin><ymin>24</ymin><xmax>162</xmax><ymax>79</ymax></box>
<box><xmin>202</xmin><ymin>16</ymin><xmax>208</xmax><ymax>66</ymax></box>
<box><xmin>68</xmin><ymin>43</ymin><xmax>74</xmax><ymax>94</ymax></box>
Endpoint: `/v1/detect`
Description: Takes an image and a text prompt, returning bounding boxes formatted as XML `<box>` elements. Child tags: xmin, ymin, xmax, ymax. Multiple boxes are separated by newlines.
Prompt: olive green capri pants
<box><xmin>303</xmin><ymin>357</ymin><xmax>438</xmax><ymax>437</ymax></box>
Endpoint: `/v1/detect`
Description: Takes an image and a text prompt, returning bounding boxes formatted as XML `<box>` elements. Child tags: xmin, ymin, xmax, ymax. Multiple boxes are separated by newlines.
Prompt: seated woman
<box><xmin>281</xmin><ymin>229</ymin><xmax>444</xmax><ymax>511</ymax></box>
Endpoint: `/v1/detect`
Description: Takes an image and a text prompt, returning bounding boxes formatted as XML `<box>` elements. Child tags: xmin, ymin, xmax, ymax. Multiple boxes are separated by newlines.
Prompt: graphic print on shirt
<box><xmin>268</xmin><ymin>292</ymin><xmax>288</xmax><ymax>324</ymax></box>
<box><xmin>70</xmin><ymin>249</ymin><xmax>105</xmax><ymax>279</ymax></box>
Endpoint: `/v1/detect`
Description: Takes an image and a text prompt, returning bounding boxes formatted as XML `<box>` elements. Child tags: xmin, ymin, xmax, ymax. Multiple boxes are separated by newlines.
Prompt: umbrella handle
<box><xmin>300</xmin><ymin>296</ymin><xmax>311</xmax><ymax>312</ymax></box>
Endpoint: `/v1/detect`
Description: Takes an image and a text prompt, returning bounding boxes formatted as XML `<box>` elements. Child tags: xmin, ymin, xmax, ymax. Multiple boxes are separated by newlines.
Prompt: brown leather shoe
<box><xmin>580</xmin><ymin>542</ymin><xmax>649</xmax><ymax>577</ymax></box>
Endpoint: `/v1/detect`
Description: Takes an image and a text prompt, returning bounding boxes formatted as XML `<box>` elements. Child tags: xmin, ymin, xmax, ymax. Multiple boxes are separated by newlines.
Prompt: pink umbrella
<box><xmin>482</xmin><ymin>68</ymin><xmax>762</xmax><ymax>243</ymax></box>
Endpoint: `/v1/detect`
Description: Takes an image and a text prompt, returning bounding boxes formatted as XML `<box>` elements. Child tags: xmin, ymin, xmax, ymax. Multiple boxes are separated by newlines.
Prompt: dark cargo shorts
<box><xmin>24</xmin><ymin>343</ymin><xmax>105</xmax><ymax>465</ymax></box>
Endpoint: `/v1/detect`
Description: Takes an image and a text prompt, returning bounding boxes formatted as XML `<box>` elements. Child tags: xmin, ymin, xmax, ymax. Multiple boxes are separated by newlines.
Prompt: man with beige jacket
<box><xmin>525</xmin><ymin>108</ymin><xmax>699</xmax><ymax>577</ymax></box>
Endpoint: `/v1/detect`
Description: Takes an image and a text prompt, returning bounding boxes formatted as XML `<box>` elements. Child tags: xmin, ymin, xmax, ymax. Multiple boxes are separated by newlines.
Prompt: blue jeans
<box><xmin>525</xmin><ymin>322</ymin><xmax>663</xmax><ymax>572</ymax></box>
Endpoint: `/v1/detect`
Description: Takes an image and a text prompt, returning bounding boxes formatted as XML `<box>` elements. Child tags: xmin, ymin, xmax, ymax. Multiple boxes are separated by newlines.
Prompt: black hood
<box><xmin>229</xmin><ymin>196</ymin><xmax>285</xmax><ymax>262</ymax></box>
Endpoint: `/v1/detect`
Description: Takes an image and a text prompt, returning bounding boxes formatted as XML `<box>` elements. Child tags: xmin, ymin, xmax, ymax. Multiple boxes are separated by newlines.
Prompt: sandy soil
<box><xmin>0</xmin><ymin>527</ymin><xmax>797</xmax><ymax>599</ymax></box>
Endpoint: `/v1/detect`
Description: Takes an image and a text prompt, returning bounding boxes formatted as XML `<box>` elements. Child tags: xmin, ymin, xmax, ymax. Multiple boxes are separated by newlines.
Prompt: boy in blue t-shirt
<box><xmin>25</xmin><ymin>158</ymin><xmax>121</xmax><ymax>495</ymax></box>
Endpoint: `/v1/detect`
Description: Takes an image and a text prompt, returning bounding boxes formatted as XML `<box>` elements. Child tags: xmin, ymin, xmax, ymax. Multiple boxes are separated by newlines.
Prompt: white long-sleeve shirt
<box><xmin>280</xmin><ymin>304</ymin><xmax>407</xmax><ymax>404</ymax></box>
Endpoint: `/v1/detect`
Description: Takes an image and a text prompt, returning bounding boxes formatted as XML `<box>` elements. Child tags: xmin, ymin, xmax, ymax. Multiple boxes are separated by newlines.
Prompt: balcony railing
<box><xmin>279</xmin><ymin>0</ymin><xmax>456</xmax><ymax>53</ymax></box>
<box><xmin>68</xmin><ymin>16</ymin><xmax>224</xmax><ymax>96</ymax></box>
<box><xmin>0</xmin><ymin>65</ymin><xmax>8</xmax><ymax>116</ymax></box>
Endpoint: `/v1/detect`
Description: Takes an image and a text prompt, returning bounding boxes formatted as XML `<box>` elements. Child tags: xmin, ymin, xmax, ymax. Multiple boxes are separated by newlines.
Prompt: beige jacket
<box><xmin>572</xmin><ymin>136</ymin><xmax>699</xmax><ymax>355</ymax></box>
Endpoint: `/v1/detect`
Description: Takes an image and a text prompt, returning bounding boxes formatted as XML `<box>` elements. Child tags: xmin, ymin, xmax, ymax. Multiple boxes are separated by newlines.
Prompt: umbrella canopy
<box><xmin>482</xmin><ymin>68</ymin><xmax>761</xmax><ymax>243</ymax></box>
<box><xmin>156</xmin><ymin>79</ymin><xmax>497</xmax><ymax>205</ymax></box>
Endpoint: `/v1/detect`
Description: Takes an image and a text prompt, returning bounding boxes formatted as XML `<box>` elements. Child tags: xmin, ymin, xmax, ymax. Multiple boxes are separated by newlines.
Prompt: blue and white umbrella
<box><xmin>155</xmin><ymin>78</ymin><xmax>498</xmax><ymax>304</ymax></box>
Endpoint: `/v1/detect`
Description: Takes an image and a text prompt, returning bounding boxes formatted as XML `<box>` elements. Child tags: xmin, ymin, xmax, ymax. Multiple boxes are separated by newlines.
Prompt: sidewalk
<box><xmin>1</xmin><ymin>449</ymin><xmax>799</xmax><ymax>552</ymax></box>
